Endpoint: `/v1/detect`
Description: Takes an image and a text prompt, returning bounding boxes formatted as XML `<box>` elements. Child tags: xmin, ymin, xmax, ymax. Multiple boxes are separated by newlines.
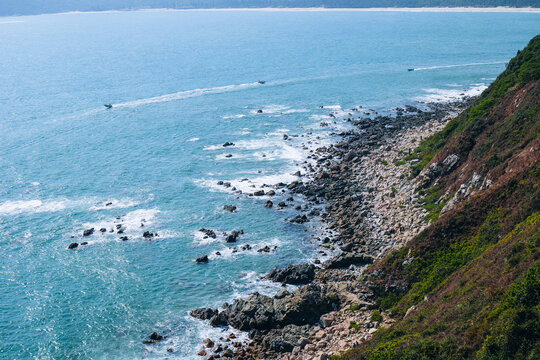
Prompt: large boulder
<box><xmin>222</xmin><ymin>284</ymin><xmax>338</xmax><ymax>331</ymax></box>
<box><xmin>324</xmin><ymin>253</ymin><xmax>374</xmax><ymax>269</ymax></box>
<box><xmin>190</xmin><ymin>307</ymin><xmax>218</xmax><ymax>320</ymax></box>
<box><xmin>259</xmin><ymin>324</ymin><xmax>312</xmax><ymax>352</ymax></box>
<box><xmin>266</xmin><ymin>264</ymin><xmax>316</xmax><ymax>285</ymax></box>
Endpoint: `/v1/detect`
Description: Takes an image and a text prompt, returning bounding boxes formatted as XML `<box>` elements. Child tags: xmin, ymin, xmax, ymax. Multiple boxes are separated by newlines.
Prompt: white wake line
<box><xmin>109</xmin><ymin>74</ymin><xmax>358</xmax><ymax>109</ymax></box>
<box><xmin>113</xmin><ymin>81</ymin><xmax>263</xmax><ymax>108</ymax></box>
<box><xmin>412</xmin><ymin>61</ymin><xmax>507</xmax><ymax>71</ymax></box>
<box><xmin>0</xmin><ymin>21</ymin><xmax>24</xmax><ymax>24</ymax></box>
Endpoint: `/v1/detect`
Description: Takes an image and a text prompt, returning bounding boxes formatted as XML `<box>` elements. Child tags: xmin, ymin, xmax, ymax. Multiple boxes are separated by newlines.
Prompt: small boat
<box><xmin>407</xmin><ymin>68</ymin><xmax>414</xmax><ymax>72</ymax></box>
<box><xmin>104</xmin><ymin>104</ymin><xmax>113</xmax><ymax>109</ymax></box>
<box><xmin>257</xmin><ymin>80</ymin><xmax>266</xmax><ymax>84</ymax></box>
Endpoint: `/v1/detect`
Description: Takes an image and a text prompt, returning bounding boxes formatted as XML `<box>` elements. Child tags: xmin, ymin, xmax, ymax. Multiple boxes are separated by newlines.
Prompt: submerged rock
<box><xmin>68</xmin><ymin>242</ymin><xmax>79</xmax><ymax>249</ymax></box>
<box><xmin>196</xmin><ymin>255</ymin><xmax>209</xmax><ymax>263</ymax></box>
<box><xmin>223</xmin><ymin>205</ymin><xmax>237</xmax><ymax>213</ymax></box>
<box><xmin>83</xmin><ymin>228</ymin><xmax>94</xmax><ymax>237</ymax></box>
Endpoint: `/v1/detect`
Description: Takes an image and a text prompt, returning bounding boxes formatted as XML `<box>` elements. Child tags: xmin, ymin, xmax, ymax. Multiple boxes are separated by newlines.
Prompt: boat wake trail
<box><xmin>113</xmin><ymin>81</ymin><xmax>263</xmax><ymax>108</ymax></box>
<box><xmin>411</xmin><ymin>61</ymin><xmax>506</xmax><ymax>71</ymax></box>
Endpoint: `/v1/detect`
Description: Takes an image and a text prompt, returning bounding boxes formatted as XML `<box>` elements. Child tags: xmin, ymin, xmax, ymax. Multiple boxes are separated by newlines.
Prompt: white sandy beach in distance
<box><xmin>48</xmin><ymin>6</ymin><xmax>540</xmax><ymax>17</ymax></box>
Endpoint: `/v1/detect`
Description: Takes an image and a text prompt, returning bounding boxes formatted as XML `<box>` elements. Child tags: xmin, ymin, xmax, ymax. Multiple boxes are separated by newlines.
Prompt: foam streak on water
<box><xmin>113</xmin><ymin>82</ymin><xmax>263</xmax><ymax>108</ymax></box>
<box><xmin>412</xmin><ymin>61</ymin><xmax>506</xmax><ymax>71</ymax></box>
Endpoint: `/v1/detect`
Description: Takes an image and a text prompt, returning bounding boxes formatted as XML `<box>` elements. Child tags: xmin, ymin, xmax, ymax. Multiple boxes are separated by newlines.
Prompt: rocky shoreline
<box><xmin>188</xmin><ymin>99</ymin><xmax>471</xmax><ymax>360</ymax></box>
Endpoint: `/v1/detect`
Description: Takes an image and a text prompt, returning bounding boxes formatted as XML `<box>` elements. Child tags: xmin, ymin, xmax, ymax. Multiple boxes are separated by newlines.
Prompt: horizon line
<box><xmin>3</xmin><ymin>6</ymin><xmax>540</xmax><ymax>18</ymax></box>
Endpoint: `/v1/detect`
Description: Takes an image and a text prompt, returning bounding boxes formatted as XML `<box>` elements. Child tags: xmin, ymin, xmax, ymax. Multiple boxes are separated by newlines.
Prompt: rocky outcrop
<box><xmin>324</xmin><ymin>253</ymin><xmax>374</xmax><ymax>269</ymax></box>
<box><xmin>266</xmin><ymin>264</ymin><xmax>316</xmax><ymax>285</ymax></box>
<box><xmin>440</xmin><ymin>172</ymin><xmax>493</xmax><ymax>214</ymax></box>
<box><xmin>199</xmin><ymin>284</ymin><xmax>339</xmax><ymax>333</ymax></box>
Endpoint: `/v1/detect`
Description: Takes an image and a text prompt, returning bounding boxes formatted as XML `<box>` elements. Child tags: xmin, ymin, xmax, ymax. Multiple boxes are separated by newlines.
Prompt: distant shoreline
<box><xmin>2</xmin><ymin>6</ymin><xmax>538</xmax><ymax>18</ymax></box>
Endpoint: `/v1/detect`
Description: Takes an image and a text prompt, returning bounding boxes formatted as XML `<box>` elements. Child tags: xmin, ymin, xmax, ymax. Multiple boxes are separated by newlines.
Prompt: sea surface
<box><xmin>0</xmin><ymin>9</ymin><xmax>538</xmax><ymax>359</ymax></box>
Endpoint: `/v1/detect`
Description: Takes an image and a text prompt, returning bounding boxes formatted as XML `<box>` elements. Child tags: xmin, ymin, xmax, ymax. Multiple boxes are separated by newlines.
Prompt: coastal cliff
<box><xmin>189</xmin><ymin>35</ymin><xmax>540</xmax><ymax>360</ymax></box>
<box><xmin>339</xmin><ymin>33</ymin><xmax>540</xmax><ymax>360</ymax></box>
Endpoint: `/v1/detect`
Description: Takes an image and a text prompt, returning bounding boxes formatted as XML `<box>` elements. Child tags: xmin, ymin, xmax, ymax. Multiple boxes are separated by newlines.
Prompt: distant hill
<box><xmin>1</xmin><ymin>0</ymin><xmax>539</xmax><ymax>17</ymax></box>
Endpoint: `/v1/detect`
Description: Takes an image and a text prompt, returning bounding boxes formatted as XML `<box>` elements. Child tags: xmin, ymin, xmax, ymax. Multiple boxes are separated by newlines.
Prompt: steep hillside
<box><xmin>338</xmin><ymin>35</ymin><xmax>540</xmax><ymax>360</ymax></box>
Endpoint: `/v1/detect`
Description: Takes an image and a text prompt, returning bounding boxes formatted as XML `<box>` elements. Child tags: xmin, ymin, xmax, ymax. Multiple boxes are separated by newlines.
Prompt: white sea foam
<box><xmin>208</xmin><ymin>237</ymin><xmax>283</xmax><ymax>260</ymax></box>
<box><xmin>206</xmin><ymin>133</ymin><xmax>298</xmax><ymax>152</ymax></box>
<box><xmin>222</xmin><ymin>114</ymin><xmax>247</xmax><ymax>119</ymax></box>
<box><xmin>186</xmin><ymin>137</ymin><xmax>200</xmax><ymax>142</ymax></box>
<box><xmin>411</xmin><ymin>61</ymin><xmax>506</xmax><ymax>71</ymax></box>
<box><xmin>215</xmin><ymin>153</ymin><xmax>245</xmax><ymax>160</ymax></box>
<box><xmin>249</xmin><ymin>104</ymin><xmax>288</xmax><ymax>115</ymax></box>
<box><xmin>253</xmin><ymin>144</ymin><xmax>304</xmax><ymax>161</ymax></box>
<box><xmin>199</xmin><ymin>171</ymin><xmax>299</xmax><ymax>195</ymax></box>
<box><xmin>31</xmin><ymin>182</ymin><xmax>40</xmax><ymax>186</ymax></box>
<box><xmin>283</xmin><ymin>108</ymin><xmax>310</xmax><ymax>114</ymax></box>
<box><xmin>89</xmin><ymin>198</ymin><xmax>139</xmax><ymax>211</ymax></box>
<box><xmin>112</xmin><ymin>82</ymin><xmax>263</xmax><ymax>108</ymax></box>
<box><xmin>192</xmin><ymin>229</ymin><xmax>224</xmax><ymax>245</ymax></box>
<box><xmin>77</xmin><ymin>208</ymin><xmax>161</xmax><ymax>243</ymax></box>
<box><xmin>0</xmin><ymin>199</ymin><xmax>67</xmax><ymax>216</ymax></box>
<box><xmin>230</xmin><ymin>271</ymin><xmax>298</xmax><ymax>299</ymax></box>
<box><xmin>321</xmin><ymin>105</ymin><xmax>342</xmax><ymax>110</ymax></box>
<box><xmin>249</xmin><ymin>105</ymin><xmax>309</xmax><ymax>116</ymax></box>
<box><xmin>310</xmin><ymin>114</ymin><xmax>331</xmax><ymax>120</ymax></box>
<box><xmin>418</xmin><ymin>84</ymin><xmax>488</xmax><ymax>102</ymax></box>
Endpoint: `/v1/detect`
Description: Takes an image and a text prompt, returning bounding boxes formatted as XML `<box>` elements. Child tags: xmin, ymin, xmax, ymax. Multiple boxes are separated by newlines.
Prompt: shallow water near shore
<box><xmin>0</xmin><ymin>9</ymin><xmax>539</xmax><ymax>359</ymax></box>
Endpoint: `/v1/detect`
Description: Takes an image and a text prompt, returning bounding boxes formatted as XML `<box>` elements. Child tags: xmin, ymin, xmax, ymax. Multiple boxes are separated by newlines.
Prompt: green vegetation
<box><xmin>418</xmin><ymin>186</ymin><xmax>448</xmax><ymax>222</ymax></box>
<box><xmin>476</xmin><ymin>265</ymin><xmax>540</xmax><ymax>360</ymax></box>
<box><xmin>391</xmin><ymin>208</ymin><xmax>505</xmax><ymax>315</ymax></box>
<box><xmin>370</xmin><ymin>310</ymin><xmax>383</xmax><ymax>323</ymax></box>
<box><xmin>337</xmin><ymin>214</ymin><xmax>540</xmax><ymax>360</ymax></box>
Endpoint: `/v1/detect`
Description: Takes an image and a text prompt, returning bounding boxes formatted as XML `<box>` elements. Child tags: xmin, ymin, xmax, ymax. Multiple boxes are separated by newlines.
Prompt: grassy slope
<box><xmin>336</xmin><ymin>35</ymin><xmax>540</xmax><ymax>360</ymax></box>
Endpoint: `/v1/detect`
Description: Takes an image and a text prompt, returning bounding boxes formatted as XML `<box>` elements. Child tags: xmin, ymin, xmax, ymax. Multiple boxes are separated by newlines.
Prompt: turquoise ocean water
<box><xmin>0</xmin><ymin>9</ymin><xmax>539</xmax><ymax>359</ymax></box>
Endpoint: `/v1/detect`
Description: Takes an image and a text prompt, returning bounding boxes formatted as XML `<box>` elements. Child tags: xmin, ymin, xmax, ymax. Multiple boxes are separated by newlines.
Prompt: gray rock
<box><xmin>324</xmin><ymin>253</ymin><xmax>374</xmax><ymax>269</ymax></box>
<box><xmin>266</xmin><ymin>264</ymin><xmax>316</xmax><ymax>285</ymax></box>
<box><xmin>190</xmin><ymin>307</ymin><xmax>218</xmax><ymax>320</ymax></box>
<box><xmin>83</xmin><ymin>228</ymin><xmax>94</xmax><ymax>237</ymax></box>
